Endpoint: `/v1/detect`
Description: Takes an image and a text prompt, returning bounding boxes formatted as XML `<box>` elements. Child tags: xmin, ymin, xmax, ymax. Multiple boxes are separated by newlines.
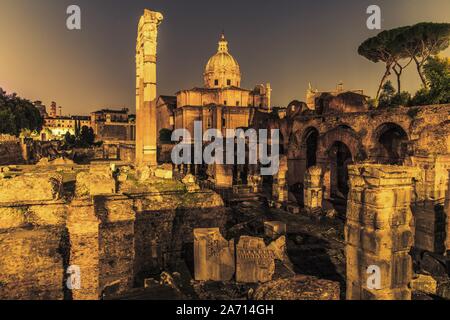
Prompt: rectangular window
<box><xmin>236</xmin><ymin>101</ymin><xmax>240</xmax><ymax>106</ymax></box>
<box><xmin>227</xmin><ymin>79</ymin><xmax>231</xmax><ymax>86</ymax></box>
<box><xmin>214</xmin><ymin>79</ymin><xmax>219</xmax><ymax>86</ymax></box>
<box><xmin>224</xmin><ymin>100</ymin><xmax>227</xmax><ymax>105</ymax></box>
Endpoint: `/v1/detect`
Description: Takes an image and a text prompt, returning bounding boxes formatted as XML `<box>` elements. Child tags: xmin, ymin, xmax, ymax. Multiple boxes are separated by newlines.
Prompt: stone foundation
<box><xmin>0</xmin><ymin>167</ymin><xmax>228</xmax><ymax>300</ymax></box>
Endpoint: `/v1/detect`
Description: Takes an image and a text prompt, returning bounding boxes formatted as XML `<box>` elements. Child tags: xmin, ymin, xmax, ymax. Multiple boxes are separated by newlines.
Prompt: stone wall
<box><xmin>261</xmin><ymin>104</ymin><xmax>450</xmax><ymax>192</ymax></box>
<box><xmin>408</xmin><ymin>155</ymin><xmax>450</xmax><ymax>254</ymax></box>
<box><xmin>0</xmin><ymin>172</ymin><xmax>67</xmax><ymax>300</ymax></box>
<box><xmin>0</xmin><ymin>166</ymin><xmax>228</xmax><ymax>300</ymax></box>
<box><xmin>0</xmin><ymin>142</ymin><xmax>25</xmax><ymax>165</ymax></box>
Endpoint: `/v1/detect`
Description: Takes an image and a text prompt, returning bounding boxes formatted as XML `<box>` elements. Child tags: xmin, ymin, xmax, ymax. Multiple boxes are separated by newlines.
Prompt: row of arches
<box><xmin>289</xmin><ymin>122</ymin><xmax>410</xmax><ymax>214</ymax></box>
<box><xmin>296</xmin><ymin>122</ymin><xmax>409</xmax><ymax>169</ymax></box>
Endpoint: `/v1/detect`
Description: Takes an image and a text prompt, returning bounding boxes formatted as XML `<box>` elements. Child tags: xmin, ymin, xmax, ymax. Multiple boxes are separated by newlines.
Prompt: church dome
<box><xmin>204</xmin><ymin>34</ymin><xmax>242</xmax><ymax>88</ymax></box>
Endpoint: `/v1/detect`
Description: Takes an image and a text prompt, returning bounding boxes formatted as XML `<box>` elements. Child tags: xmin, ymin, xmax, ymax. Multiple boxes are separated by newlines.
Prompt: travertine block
<box><xmin>75</xmin><ymin>166</ymin><xmax>116</xmax><ymax>197</ymax></box>
<box><xmin>194</xmin><ymin>228</ymin><xmax>235</xmax><ymax>282</ymax></box>
<box><xmin>0</xmin><ymin>173</ymin><xmax>62</xmax><ymax>203</ymax></box>
<box><xmin>236</xmin><ymin>236</ymin><xmax>276</xmax><ymax>283</ymax></box>
<box><xmin>264</xmin><ymin>221</ymin><xmax>287</xmax><ymax>239</ymax></box>
<box><xmin>154</xmin><ymin>168</ymin><xmax>173</xmax><ymax>179</ymax></box>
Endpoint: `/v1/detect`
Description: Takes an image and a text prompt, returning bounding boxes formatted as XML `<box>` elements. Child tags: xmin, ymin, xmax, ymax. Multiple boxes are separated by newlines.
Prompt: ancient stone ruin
<box><xmin>345</xmin><ymin>164</ymin><xmax>417</xmax><ymax>300</ymax></box>
<box><xmin>1</xmin><ymin>7</ymin><xmax>450</xmax><ymax>302</ymax></box>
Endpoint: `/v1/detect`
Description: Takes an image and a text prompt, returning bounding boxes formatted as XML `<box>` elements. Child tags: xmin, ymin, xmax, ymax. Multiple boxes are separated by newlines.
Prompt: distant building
<box><xmin>40</xmin><ymin>106</ymin><xmax>136</xmax><ymax>142</ymax></box>
<box><xmin>156</xmin><ymin>95</ymin><xmax>177</xmax><ymax>136</ymax></box>
<box><xmin>43</xmin><ymin>115</ymin><xmax>91</xmax><ymax>140</ymax></box>
<box><xmin>90</xmin><ymin>108</ymin><xmax>136</xmax><ymax>142</ymax></box>
<box><xmin>306</xmin><ymin>82</ymin><xmax>364</xmax><ymax>109</ymax></box>
<box><xmin>48</xmin><ymin>101</ymin><xmax>58</xmax><ymax>118</ymax></box>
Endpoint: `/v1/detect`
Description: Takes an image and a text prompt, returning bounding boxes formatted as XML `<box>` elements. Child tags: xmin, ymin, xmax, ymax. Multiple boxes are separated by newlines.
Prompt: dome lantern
<box><xmin>203</xmin><ymin>33</ymin><xmax>241</xmax><ymax>88</ymax></box>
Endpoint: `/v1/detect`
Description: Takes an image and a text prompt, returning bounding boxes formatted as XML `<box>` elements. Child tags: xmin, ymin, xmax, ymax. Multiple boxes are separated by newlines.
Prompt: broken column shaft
<box><xmin>345</xmin><ymin>164</ymin><xmax>417</xmax><ymax>300</ymax></box>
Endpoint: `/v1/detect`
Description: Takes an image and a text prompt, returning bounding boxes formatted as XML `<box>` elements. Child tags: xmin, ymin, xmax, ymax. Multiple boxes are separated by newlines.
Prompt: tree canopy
<box><xmin>0</xmin><ymin>89</ymin><xmax>43</xmax><ymax>136</ymax></box>
<box><xmin>411</xmin><ymin>55</ymin><xmax>450</xmax><ymax>105</ymax></box>
<box><xmin>63</xmin><ymin>125</ymin><xmax>97</xmax><ymax>149</ymax></box>
<box><xmin>358</xmin><ymin>22</ymin><xmax>450</xmax><ymax>103</ymax></box>
<box><xmin>394</xmin><ymin>23</ymin><xmax>450</xmax><ymax>88</ymax></box>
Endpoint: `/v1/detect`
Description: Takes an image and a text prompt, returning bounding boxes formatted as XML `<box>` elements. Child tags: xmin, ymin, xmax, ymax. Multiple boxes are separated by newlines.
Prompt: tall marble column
<box><xmin>136</xmin><ymin>10</ymin><xmax>164</xmax><ymax>166</ymax></box>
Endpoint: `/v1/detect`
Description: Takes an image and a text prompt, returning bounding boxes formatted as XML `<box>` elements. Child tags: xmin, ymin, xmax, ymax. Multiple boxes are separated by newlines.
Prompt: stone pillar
<box><xmin>67</xmin><ymin>199</ymin><xmax>100</xmax><ymax>300</ymax></box>
<box><xmin>345</xmin><ymin>164</ymin><xmax>417</xmax><ymax>300</ymax></box>
<box><xmin>304</xmin><ymin>166</ymin><xmax>323</xmax><ymax>214</ymax></box>
<box><xmin>272</xmin><ymin>155</ymin><xmax>288</xmax><ymax>207</ymax></box>
<box><xmin>136</xmin><ymin>9</ymin><xmax>163</xmax><ymax>166</ymax></box>
<box><xmin>214</xmin><ymin>164</ymin><xmax>233</xmax><ymax>188</ymax></box>
<box><xmin>95</xmin><ymin>196</ymin><xmax>136</xmax><ymax>296</ymax></box>
<box><xmin>248</xmin><ymin>174</ymin><xmax>262</xmax><ymax>193</ymax></box>
<box><xmin>264</xmin><ymin>221</ymin><xmax>287</xmax><ymax>239</ymax></box>
<box><xmin>407</xmin><ymin>155</ymin><xmax>450</xmax><ymax>254</ymax></box>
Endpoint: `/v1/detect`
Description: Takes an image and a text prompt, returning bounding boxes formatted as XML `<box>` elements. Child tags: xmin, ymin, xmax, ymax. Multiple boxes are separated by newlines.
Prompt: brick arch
<box><xmin>318</xmin><ymin>126</ymin><xmax>367</xmax><ymax>162</ymax></box>
<box><xmin>371</xmin><ymin>122</ymin><xmax>409</xmax><ymax>164</ymax></box>
<box><xmin>371</xmin><ymin>122</ymin><xmax>410</xmax><ymax>145</ymax></box>
<box><xmin>286</xmin><ymin>126</ymin><xmax>320</xmax><ymax>159</ymax></box>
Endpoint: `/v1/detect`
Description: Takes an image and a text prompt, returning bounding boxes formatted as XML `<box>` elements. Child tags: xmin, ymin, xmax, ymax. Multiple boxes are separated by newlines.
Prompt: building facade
<box><xmin>158</xmin><ymin>34</ymin><xmax>272</xmax><ymax>140</ymax></box>
<box><xmin>43</xmin><ymin>115</ymin><xmax>91</xmax><ymax>140</ymax></box>
<box><xmin>90</xmin><ymin>108</ymin><xmax>136</xmax><ymax>142</ymax></box>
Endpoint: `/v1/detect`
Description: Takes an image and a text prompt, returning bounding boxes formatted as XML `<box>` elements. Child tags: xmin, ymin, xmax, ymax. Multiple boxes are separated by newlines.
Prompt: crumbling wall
<box><xmin>67</xmin><ymin>199</ymin><xmax>100</xmax><ymax>300</ymax></box>
<box><xmin>408</xmin><ymin>155</ymin><xmax>450</xmax><ymax>254</ymax></box>
<box><xmin>281</xmin><ymin>104</ymin><xmax>450</xmax><ymax>197</ymax></box>
<box><xmin>0</xmin><ymin>173</ymin><xmax>66</xmax><ymax>300</ymax></box>
<box><xmin>0</xmin><ymin>142</ymin><xmax>24</xmax><ymax>165</ymax></box>
<box><xmin>0</xmin><ymin>166</ymin><xmax>229</xmax><ymax>300</ymax></box>
<box><xmin>96</xmin><ymin>196</ymin><xmax>136</xmax><ymax>296</ymax></box>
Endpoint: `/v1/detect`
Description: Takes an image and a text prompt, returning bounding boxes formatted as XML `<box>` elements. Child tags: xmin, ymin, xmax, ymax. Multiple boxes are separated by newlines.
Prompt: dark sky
<box><xmin>1</xmin><ymin>0</ymin><xmax>449</xmax><ymax>115</ymax></box>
